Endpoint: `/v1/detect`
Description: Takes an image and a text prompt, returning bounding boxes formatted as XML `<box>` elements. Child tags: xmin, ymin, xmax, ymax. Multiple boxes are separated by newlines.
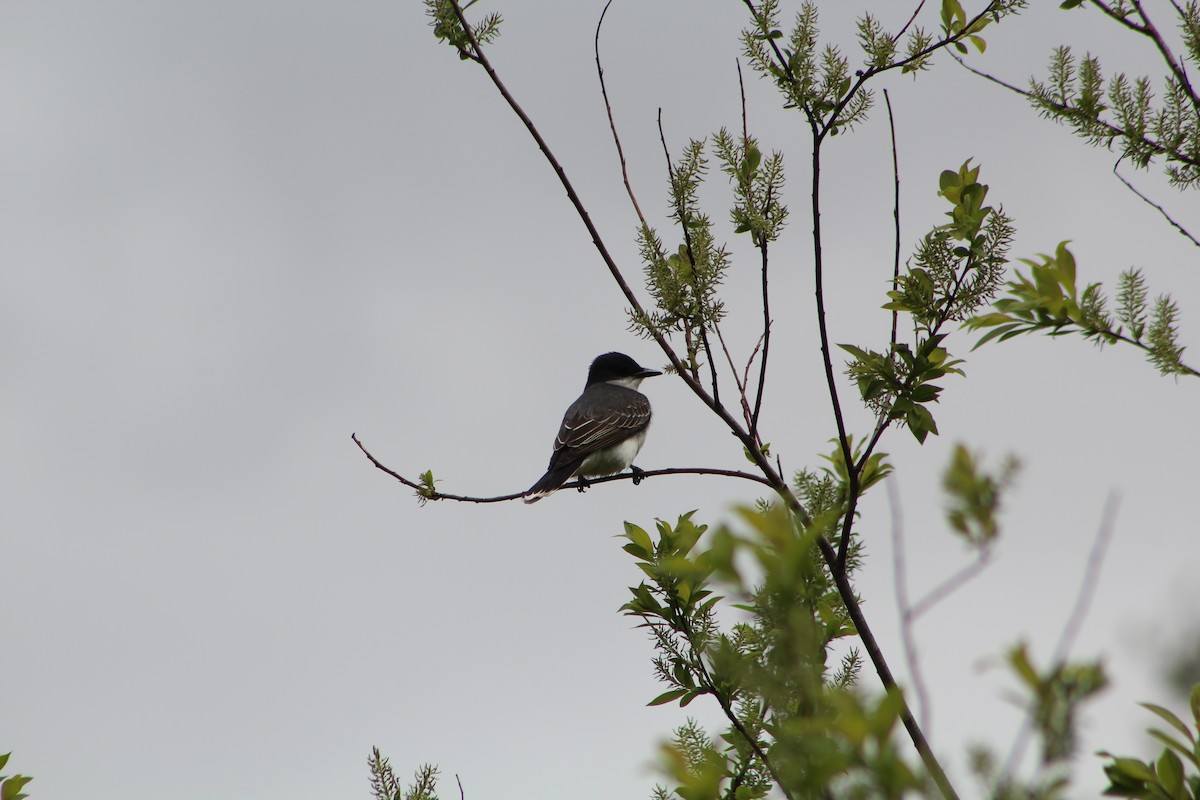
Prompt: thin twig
<box><xmin>1051</xmin><ymin>492</ymin><xmax>1120</xmax><ymax>665</ymax></box>
<box><xmin>678</xmin><ymin>609</ymin><xmax>797</xmax><ymax>800</ymax></box>
<box><xmin>737</xmin><ymin>58</ymin><xmax>773</xmax><ymax>440</ymax></box>
<box><xmin>951</xmin><ymin>54</ymin><xmax>1200</xmax><ymax>173</ymax></box>
<box><xmin>457</xmin><ymin>774</ymin><xmax>465</xmax><ymax>800</ymax></box>
<box><xmin>1112</xmin><ymin>160</ymin><xmax>1200</xmax><ymax>249</ymax></box>
<box><xmin>885</xmin><ymin>89</ymin><xmax>902</xmax><ymax>351</ymax></box>
<box><xmin>449</xmin><ymin>0</ymin><xmax>769</xmax><ymax>499</ymax></box>
<box><xmin>1125</xmin><ymin>0</ymin><xmax>1200</xmax><ymax>122</ymax></box>
<box><xmin>908</xmin><ymin>553</ymin><xmax>993</xmax><ymax>620</ymax></box>
<box><xmin>443</xmin><ymin>1</ymin><xmax>685</xmax><ymax>384</ymax></box>
<box><xmin>714</xmin><ymin>323</ymin><xmax>754</xmax><ymax>430</ymax></box>
<box><xmin>811</xmin><ymin>125</ymin><xmax>858</xmax><ymax>572</ymax></box>
<box><xmin>1000</xmin><ymin>492</ymin><xmax>1120</xmax><ymax>780</ymax></box>
<box><xmin>438</xmin><ymin>7</ymin><xmax>957</xmax><ymax>798</ymax></box>
<box><xmin>893</xmin><ymin>0</ymin><xmax>928</xmax><ymax>44</ymax></box>
<box><xmin>656</xmin><ymin>108</ymin><xmax>722</xmax><ymax>401</ymax></box>
<box><xmin>352</xmin><ymin>434</ymin><xmax>773</xmax><ymax>503</ymax></box>
<box><xmin>888</xmin><ymin>480</ymin><xmax>934</xmax><ymax>735</ymax></box>
<box><xmin>595</xmin><ymin>0</ymin><xmax>650</xmax><ymax>227</ymax></box>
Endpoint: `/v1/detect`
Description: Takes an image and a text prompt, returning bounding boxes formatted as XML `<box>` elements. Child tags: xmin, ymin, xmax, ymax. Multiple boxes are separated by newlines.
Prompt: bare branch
<box><xmin>894</xmin><ymin>0</ymin><xmax>928</xmax><ymax>44</ymax></box>
<box><xmin>1113</xmin><ymin>160</ymin><xmax>1200</xmax><ymax>249</ymax></box>
<box><xmin>1000</xmin><ymin>492</ymin><xmax>1120</xmax><ymax>779</ymax></box>
<box><xmin>352</xmin><ymin>433</ymin><xmax>773</xmax><ymax>504</ymax></box>
<box><xmin>1122</xmin><ymin>0</ymin><xmax>1200</xmax><ymax>121</ymax></box>
<box><xmin>888</xmin><ymin>480</ymin><xmax>934</xmax><ymax>736</ymax></box>
<box><xmin>885</xmin><ymin>89</ymin><xmax>903</xmax><ymax>352</ymax></box>
<box><xmin>595</xmin><ymin>0</ymin><xmax>650</xmax><ymax>227</ymax></box>
<box><xmin>434</xmin><ymin>7</ymin><xmax>959</xmax><ymax>797</ymax></box>
<box><xmin>714</xmin><ymin>323</ymin><xmax>754</xmax><ymax>431</ymax></box>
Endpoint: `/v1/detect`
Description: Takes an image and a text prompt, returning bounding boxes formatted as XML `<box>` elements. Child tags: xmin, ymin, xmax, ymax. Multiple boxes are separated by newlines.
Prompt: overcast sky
<box><xmin>3</xmin><ymin>2</ymin><xmax>1199</xmax><ymax>799</ymax></box>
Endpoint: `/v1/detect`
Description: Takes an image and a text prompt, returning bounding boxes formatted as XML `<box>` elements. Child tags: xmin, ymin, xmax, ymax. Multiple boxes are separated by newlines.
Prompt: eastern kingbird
<box><xmin>524</xmin><ymin>352</ymin><xmax>662</xmax><ymax>504</ymax></box>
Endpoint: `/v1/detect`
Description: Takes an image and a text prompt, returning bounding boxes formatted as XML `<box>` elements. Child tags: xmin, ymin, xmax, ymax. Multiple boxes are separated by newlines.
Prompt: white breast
<box><xmin>576</xmin><ymin>428</ymin><xmax>648</xmax><ymax>478</ymax></box>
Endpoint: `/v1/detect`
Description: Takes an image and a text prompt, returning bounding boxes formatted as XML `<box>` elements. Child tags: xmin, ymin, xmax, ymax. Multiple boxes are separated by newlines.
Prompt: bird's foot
<box><xmin>630</xmin><ymin>465</ymin><xmax>646</xmax><ymax>486</ymax></box>
<box><xmin>575</xmin><ymin>476</ymin><xmax>591</xmax><ymax>493</ymax></box>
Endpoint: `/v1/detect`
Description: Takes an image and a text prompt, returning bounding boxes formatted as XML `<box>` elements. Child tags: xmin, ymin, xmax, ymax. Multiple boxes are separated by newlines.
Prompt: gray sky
<box><xmin>3</xmin><ymin>2</ymin><xmax>1199</xmax><ymax>799</ymax></box>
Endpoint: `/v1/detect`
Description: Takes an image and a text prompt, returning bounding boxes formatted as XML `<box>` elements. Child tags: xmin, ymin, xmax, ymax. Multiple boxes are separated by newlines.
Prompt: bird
<box><xmin>524</xmin><ymin>352</ymin><xmax>662</xmax><ymax>504</ymax></box>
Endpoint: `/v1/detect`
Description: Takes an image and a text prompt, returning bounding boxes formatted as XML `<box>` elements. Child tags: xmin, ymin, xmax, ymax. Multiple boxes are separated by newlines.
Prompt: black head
<box><xmin>586</xmin><ymin>352</ymin><xmax>662</xmax><ymax>386</ymax></box>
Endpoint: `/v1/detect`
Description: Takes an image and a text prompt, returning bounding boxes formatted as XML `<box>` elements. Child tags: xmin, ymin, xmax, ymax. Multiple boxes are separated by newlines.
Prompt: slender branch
<box><xmin>1051</xmin><ymin>492</ymin><xmax>1119</xmax><ymax>666</ymax></box>
<box><xmin>677</xmin><ymin>611</ymin><xmax>797</xmax><ymax>800</ymax></box>
<box><xmin>810</xmin><ymin>132</ymin><xmax>858</xmax><ymax>563</ymax></box>
<box><xmin>845</xmin><ymin>219</ymin><xmax>995</xmax><ymax>568</ymax></box>
<box><xmin>699</xmin><ymin>327</ymin><xmax>722</xmax><ymax>405</ymax></box>
<box><xmin>595</xmin><ymin>0</ymin><xmax>650</xmax><ymax>228</ymax></box>
<box><xmin>838</xmin><ymin>89</ymin><xmax>905</xmax><ymax>573</ymax></box>
<box><xmin>436</xmin><ymin>8</ymin><xmax>958</xmax><ymax>798</ymax></box>
<box><xmin>739</xmin><ymin>59</ymin><xmax>774</xmax><ymax>441</ymax></box>
<box><xmin>739</xmin><ymin>0</ymin><xmax>1014</xmax><ymax>142</ymax></box>
<box><xmin>893</xmin><ymin>0</ymin><xmax>928</xmax><ymax>44</ymax></box>
<box><xmin>813</xmin><ymin>1</ymin><xmax>1010</xmax><ymax>141</ymax></box>
<box><xmin>1113</xmin><ymin>161</ymin><xmax>1200</xmax><ymax>249</ymax></box>
<box><xmin>752</xmin><ymin>237</ymin><xmax>773</xmax><ymax>441</ymax></box>
<box><xmin>1088</xmin><ymin>0</ymin><xmax>1149</xmax><ymax>32</ymax></box>
<box><xmin>1011</xmin><ymin>318</ymin><xmax>1200</xmax><ymax>378</ymax></box>
<box><xmin>818</xmin><ymin>533</ymin><xmax>961</xmax><ymax>800</ymax></box>
<box><xmin>1121</xmin><ymin>0</ymin><xmax>1200</xmax><ymax>120</ymax></box>
<box><xmin>656</xmin><ymin>109</ymin><xmax>722</xmax><ymax>401</ymax></box>
<box><xmin>714</xmin><ymin>323</ymin><xmax>755</xmax><ymax>430</ymax></box>
<box><xmin>908</xmin><ymin>553</ymin><xmax>993</xmax><ymax>620</ymax></box>
<box><xmin>951</xmin><ymin>54</ymin><xmax>1200</xmax><ymax>173</ymax></box>
<box><xmin>888</xmin><ymin>481</ymin><xmax>933</xmax><ymax>735</ymax></box>
<box><xmin>353</xmin><ymin>433</ymin><xmax>773</xmax><ymax>503</ymax></box>
<box><xmin>885</xmin><ymin>89</ymin><xmax>903</xmax><ymax>353</ymax></box>
<box><xmin>443</xmin><ymin>1</ymin><xmax>687</xmax><ymax>384</ymax></box>
<box><xmin>1000</xmin><ymin>492</ymin><xmax>1119</xmax><ymax>780</ymax></box>
<box><xmin>444</xmin><ymin>0</ymin><xmax>778</xmax><ymax>473</ymax></box>
<box><xmin>962</xmin><ymin>44</ymin><xmax>1200</xmax><ymax>222</ymax></box>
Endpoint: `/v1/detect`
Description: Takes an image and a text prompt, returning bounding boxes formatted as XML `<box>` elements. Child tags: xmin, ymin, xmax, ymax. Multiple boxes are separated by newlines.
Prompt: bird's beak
<box><xmin>637</xmin><ymin>368</ymin><xmax>663</xmax><ymax>378</ymax></box>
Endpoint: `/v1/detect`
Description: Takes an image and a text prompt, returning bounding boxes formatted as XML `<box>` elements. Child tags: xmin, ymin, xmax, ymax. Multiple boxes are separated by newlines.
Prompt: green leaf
<box><xmin>624</xmin><ymin>522</ymin><xmax>655</xmax><ymax>561</ymax></box>
<box><xmin>1008</xmin><ymin>643</ymin><xmax>1039</xmax><ymax>688</ymax></box>
<box><xmin>1</xmin><ymin>776</ymin><xmax>33</xmax><ymax>800</ymax></box>
<box><xmin>1156</xmin><ymin>749</ymin><xmax>1185</xmax><ymax>799</ymax></box>
<box><xmin>1108</xmin><ymin>756</ymin><xmax>1157</xmax><ymax>783</ymax></box>
<box><xmin>1142</xmin><ymin>702</ymin><xmax>1195</xmax><ymax>743</ymax></box>
<box><xmin>910</xmin><ymin>384</ymin><xmax>941</xmax><ymax>403</ymax></box>
<box><xmin>838</xmin><ymin>343</ymin><xmax>872</xmax><ymax>360</ymax></box>
<box><xmin>907</xmin><ymin>404</ymin><xmax>938</xmax><ymax>443</ymax></box>
<box><xmin>1147</xmin><ymin>728</ymin><xmax>1200</xmax><ymax>769</ymax></box>
<box><xmin>939</xmin><ymin>169</ymin><xmax>960</xmax><ymax>194</ymax></box>
<box><xmin>746</xmin><ymin>144</ymin><xmax>762</xmax><ymax>173</ymax></box>
<box><xmin>1055</xmin><ymin>242</ymin><xmax>1076</xmax><ymax>296</ymax></box>
<box><xmin>1191</xmin><ymin>684</ymin><xmax>1200</xmax><ymax>729</ymax></box>
<box><xmin>648</xmin><ymin>688</ymin><xmax>688</xmax><ymax>706</ymax></box>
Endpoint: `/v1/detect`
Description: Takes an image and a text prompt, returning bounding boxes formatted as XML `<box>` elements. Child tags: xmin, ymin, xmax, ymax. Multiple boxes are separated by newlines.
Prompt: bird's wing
<box><xmin>545</xmin><ymin>386</ymin><xmax>651</xmax><ymax>471</ymax></box>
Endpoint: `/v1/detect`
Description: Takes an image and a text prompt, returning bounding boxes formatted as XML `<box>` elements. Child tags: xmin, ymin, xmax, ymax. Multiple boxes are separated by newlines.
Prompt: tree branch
<box><xmin>595</xmin><ymin>0</ymin><xmax>651</xmax><ymax>229</ymax></box>
<box><xmin>434</xmin><ymin>7</ymin><xmax>958</xmax><ymax>798</ymax></box>
<box><xmin>1000</xmin><ymin>492</ymin><xmax>1119</xmax><ymax>780</ymax></box>
<box><xmin>951</xmin><ymin>51</ymin><xmax>1200</xmax><ymax>174</ymax></box>
<box><xmin>1116</xmin><ymin>0</ymin><xmax>1200</xmax><ymax>121</ymax></box>
<box><xmin>352</xmin><ymin>433</ymin><xmax>773</xmax><ymax>503</ymax></box>
<box><xmin>888</xmin><ymin>481</ymin><xmax>934</xmax><ymax>736</ymax></box>
<box><xmin>1112</xmin><ymin>160</ymin><xmax>1200</xmax><ymax>249</ymax></box>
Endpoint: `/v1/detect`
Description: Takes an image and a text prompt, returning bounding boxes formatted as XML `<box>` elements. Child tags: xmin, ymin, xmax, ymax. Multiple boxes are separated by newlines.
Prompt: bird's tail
<box><xmin>523</xmin><ymin>464</ymin><xmax>578</xmax><ymax>504</ymax></box>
